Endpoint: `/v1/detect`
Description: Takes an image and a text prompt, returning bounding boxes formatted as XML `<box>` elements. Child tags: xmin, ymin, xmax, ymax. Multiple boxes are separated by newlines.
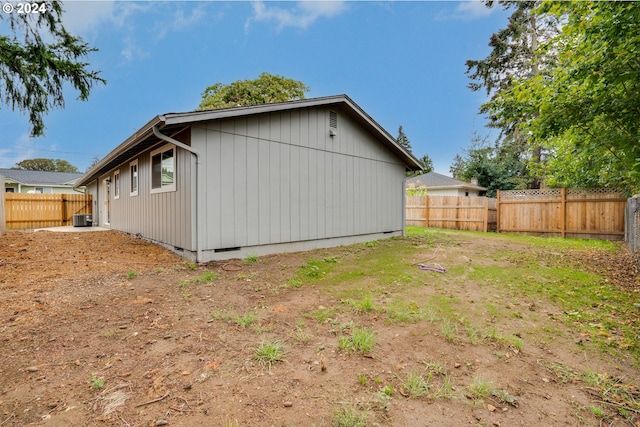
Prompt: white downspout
<box><xmin>402</xmin><ymin>175</ymin><xmax>409</xmax><ymax>236</ymax></box>
<box><xmin>152</xmin><ymin>125</ymin><xmax>202</xmax><ymax>262</ymax></box>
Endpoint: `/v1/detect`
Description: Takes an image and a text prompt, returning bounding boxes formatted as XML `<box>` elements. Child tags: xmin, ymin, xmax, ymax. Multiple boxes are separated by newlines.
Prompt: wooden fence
<box><xmin>406</xmin><ymin>188</ymin><xmax>626</xmax><ymax>240</ymax></box>
<box><xmin>497</xmin><ymin>188</ymin><xmax>626</xmax><ymax>240</ymax></box>
<box><xmin>406</xmin><ymin>195</ymin><xmax>497</xmax><ymax>232</ymax></box>
<box><xmin>5</xmin><ymin>193</ymin><xmax>92</xmax><ymax>229</ymax></box>
<box><xmin>0</xmin><ymin>175</ymin><xmax>5</xmax><ymax>235</ymax></box>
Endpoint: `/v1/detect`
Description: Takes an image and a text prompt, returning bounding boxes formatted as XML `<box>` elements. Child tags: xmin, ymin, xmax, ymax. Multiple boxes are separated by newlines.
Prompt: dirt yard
<box><xmin>0</xmin><ymin>228</ymin><xmax>638</xmax><ymax>427</ymax></box>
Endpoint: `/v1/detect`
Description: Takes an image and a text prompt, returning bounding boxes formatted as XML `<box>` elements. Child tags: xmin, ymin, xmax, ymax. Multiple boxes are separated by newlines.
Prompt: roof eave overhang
<box><xmin>76</xmin><ymin>95</ymin><xmax>423</xmax><ymax>188</ymax></box>
<box><xmin>75</xmin><ymin>116</ymin><xmax>165</xmax><ymax>187</ymax></box>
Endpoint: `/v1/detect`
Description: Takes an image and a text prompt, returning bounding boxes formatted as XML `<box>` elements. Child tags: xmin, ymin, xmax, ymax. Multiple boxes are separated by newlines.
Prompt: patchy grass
<box><xmin>400</xmin><ymin>371</ymin><xmax>429</xmax><ymax>398</ymax></box>
<box><xmin>254</xmin><ymin>341</ymin><xmax>285</xmax><ymax>367</ymax></box>
<box><xmin>338</xmin><ymin>326</ymin><xmax>377</xmax><ymax>354</ymax></box>
<box><xmin>193</xmin><ymin>271</ymin><xmax>217</xmax><ymax>284</ymax></box>
<box><xmin>332</xmin><ymin>406</ymin><xmax>367</xmax><ymax>427</ymax></box>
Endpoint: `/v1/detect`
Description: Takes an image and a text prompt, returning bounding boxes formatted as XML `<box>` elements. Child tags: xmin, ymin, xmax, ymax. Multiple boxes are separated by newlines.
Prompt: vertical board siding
<box><xmin>105</xmin><ymin>144</ymin><xmax>194</xmax><ymax>250</ymax></box>
<box><xmin>194</xmin><ymin>106</ymin><xmax>407</xmax><ymax>252</ymax></box>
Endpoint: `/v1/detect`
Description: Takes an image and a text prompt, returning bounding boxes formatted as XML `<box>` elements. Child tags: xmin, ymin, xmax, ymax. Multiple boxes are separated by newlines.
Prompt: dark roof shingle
<box><xmin>0</xmin><ymin>168</ymin><xmax>84</xmax><ymax>186</ymax></box>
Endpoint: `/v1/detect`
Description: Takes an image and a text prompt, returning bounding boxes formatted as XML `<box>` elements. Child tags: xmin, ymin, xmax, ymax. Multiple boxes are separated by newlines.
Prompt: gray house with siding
<box><xmin>76</xmin><ymin>95</ymin><xmax>422</xmax><ymax>262</ymax></box>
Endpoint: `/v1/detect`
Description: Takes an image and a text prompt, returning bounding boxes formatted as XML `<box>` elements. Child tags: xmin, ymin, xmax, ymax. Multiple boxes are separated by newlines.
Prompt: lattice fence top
<box><xmin>499</xmin><ymin>188</ymin><xmax>561</xmax><ymax>200</ymax></box>
<box><xmin>566</xmin><ymin>188</ymin><xmax>624</xmax><ymax>198</ymax></box>
<box><xmin>499</xmin><ymin>188</ymin><xmax>624</xmax><ymax>200</ymax></box>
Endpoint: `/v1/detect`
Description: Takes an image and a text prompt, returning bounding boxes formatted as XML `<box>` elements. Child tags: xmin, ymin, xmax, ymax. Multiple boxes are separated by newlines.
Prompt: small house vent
<box><xmin>329</xmin><ymin>110</ymin><xmax>338</xmax><ymax>128</ymax></box>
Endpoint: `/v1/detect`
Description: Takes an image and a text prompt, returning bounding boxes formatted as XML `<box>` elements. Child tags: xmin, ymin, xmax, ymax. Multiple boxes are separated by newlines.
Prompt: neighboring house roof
<box><xmin>77</xmin><ymin>94</ymin><xmax>423</xmax><ymax>187</ymax></box>
<box><xmin>0</xmin><ymin>168</ymin><xmax>84</xmax><ymax>186</ymax></box>
<box><xmin>406</xmin><ymin>171</ymin><xmax>487</xmax><ymax>192</ymax></box>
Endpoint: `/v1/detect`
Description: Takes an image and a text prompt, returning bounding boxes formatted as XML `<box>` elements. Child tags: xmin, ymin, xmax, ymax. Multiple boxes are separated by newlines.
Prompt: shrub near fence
<box><xmin>5</xmin><ymin>193</ymin><xmax>92</xmax><ymax>229</ymax></box>
<box><xmin>497</xmin><ymin>188</ymin><xmax>626</xmax><ymax>240</ymax></box>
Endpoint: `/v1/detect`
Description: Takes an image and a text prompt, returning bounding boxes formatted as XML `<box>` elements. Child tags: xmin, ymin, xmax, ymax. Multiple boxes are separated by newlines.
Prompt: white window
<box><xmin>150</xmin><ymin>143</ymin><xmax>176</xmax><ymax>194</ymax></box>
<box><xmin>113</xmin><ymin>170</ymin><xmax>120</xmax><ymax>199</ymax></box>
<box><xmin>130</xmin><ymin>159</ymin><xmax>139</xmax><ymax>196</ymax></box>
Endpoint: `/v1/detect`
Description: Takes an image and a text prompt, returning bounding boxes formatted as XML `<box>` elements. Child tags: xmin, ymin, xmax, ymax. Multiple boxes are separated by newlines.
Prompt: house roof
<box><xmin>406</xmin><ymin>171</ymin><xmax>487</xmax><ymax>191</ymax></box>
<box><xmin>0</xmin><ymin>168</ymin><xmax>84</xmax><ymax>186</ymax></box>
<box><xmin>76</xmin><ymin>95</ymin><xmax>423</xmax><ymax>187</ymax></box>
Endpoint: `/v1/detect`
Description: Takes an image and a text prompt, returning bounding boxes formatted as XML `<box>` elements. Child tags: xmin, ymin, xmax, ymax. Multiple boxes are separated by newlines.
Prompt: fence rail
<box><xmin>406</xmin><ymin>195</ymin><xmax>497</xmax><ymax>232</ymax></box>
<box><xmin>5</xmin><ymin>193</ymin><xmax>92</xmax><ymax>229</ymax></box>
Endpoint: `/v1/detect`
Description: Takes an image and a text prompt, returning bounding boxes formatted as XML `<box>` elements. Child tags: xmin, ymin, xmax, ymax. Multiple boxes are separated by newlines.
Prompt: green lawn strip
<box><xmin>293</xmin><ymin>227</ymin><xmax>637</xmax><ymax>358</ymax></box>
<box><xmin>463</xmin><ymin>245</ymin><xmax>639</xmax><ymax>357</ymax></box>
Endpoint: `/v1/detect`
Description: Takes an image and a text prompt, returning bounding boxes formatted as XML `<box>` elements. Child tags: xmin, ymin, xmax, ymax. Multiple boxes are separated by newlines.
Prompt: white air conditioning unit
<box><xmin>73</xmin><ymin>214</ymin><xmax>93</xmax><ymax>227</ymax></box>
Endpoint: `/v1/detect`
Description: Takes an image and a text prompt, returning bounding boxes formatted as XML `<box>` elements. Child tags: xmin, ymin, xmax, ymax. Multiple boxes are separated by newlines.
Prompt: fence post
<box><xmin>483</xmin><ymin>197</ymin><xmax>488</xmax><ymax>233</ymax></box>
<box><xmin>496</xmin><ymin>190</ymin><xmax>501</xmax><ymax>233</ymax></box>
<box><xmin>561</xmin><ymin>187</ymin><xmax>566</xmax><ymax>238</ymax></box>
<box><xmin>455</xmin><ymin>196</ymin><xmax>460</xmax><ymax>230</ymax></box>
<box><xmin>425</xmin><ymin>195</ymin><xmax>429</xmax><ymax>228</ymax></box>
<box><xmin>61</xmin><ymin>195</ymin><xmax>67</xmax><ymax>225</ymax></box>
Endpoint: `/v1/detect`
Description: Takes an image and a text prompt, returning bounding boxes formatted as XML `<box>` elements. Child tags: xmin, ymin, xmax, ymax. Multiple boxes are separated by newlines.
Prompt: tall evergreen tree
<box><xmin>396</xmin><ymin>125</ymin><xmax>412</xmax><ymax>153</ymax></box>
<box><xmin>418</xmin><ymin>154</ymin><xmax>434</xmax><ymax>173</ymax></box>
<box><xmin>465</xmin><ymin>1</ymin><xmax>559</xmax><ymax>189</ymax></box>
<box><xmin>0</xmin><ymin>1</ymin><xmax>105</xmax><ymax>136</ymax></box>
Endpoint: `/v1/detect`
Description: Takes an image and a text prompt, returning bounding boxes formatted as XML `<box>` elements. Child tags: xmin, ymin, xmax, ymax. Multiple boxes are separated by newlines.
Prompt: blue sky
<box><xmin>0</xmin><ymin>1</ymin><xmax>509</xmax><ymax>174</ymax></box>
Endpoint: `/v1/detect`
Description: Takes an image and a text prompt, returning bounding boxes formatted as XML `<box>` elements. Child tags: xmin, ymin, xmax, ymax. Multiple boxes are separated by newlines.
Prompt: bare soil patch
<box><xmin>0</xmin><ymin>229</ymin><xmax>638</xmax><ymax>427</ymax></box>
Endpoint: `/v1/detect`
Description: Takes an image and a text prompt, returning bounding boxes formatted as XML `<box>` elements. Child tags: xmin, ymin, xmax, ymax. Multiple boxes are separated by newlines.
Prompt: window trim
<box><xmin>150</xmin><ymin>143</ymin><xmax>176</xmax><ymax>194</ymax></box>
<box><xmin>113</xmin><ymin>169</ymin><xmax>121</xmax><ymax>200</ymax></box>
<box><xmin>129</xmin><ymin>159</ymin><xmax>139</xmax><ymax>197</ymax></box>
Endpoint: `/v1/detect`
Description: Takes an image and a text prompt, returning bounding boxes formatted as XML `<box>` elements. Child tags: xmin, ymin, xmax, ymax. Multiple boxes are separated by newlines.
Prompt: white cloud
<box><xmin>61</xmin><ymin>2</ymin><xmax>147</xmax><ymax>36</ymax></box>
<box><xmin>455</xmin><ymin>1</ymin><xmax>494</xmax><ymax>19</ymax></box>
<box><xmin>154</xmin><ymin>4</ymin><xmax>209</xmax><ymax>40</ymax></box>
<box><xmin>246</xmin><ymin>0</ymin><xmax>347</xmax><ymax>32</ymax></box>
<box><xmin>120</xmin><ymin>36</ymin><xmax>149</xmax><ymax>63</ymax></box>
<box><xmin>436</xmin><ymin>1</ymin><xmax>495</xmax><ymax>21</ymax></box>
<box><xmin>62</xmin><ymin>2</ymin><xmax>193</xmax><ymax>62</ymax></box>
<box><xmin>0</xmin><ymin>134</ymin><xmax>37</xmax><ymax>168</ymax></box>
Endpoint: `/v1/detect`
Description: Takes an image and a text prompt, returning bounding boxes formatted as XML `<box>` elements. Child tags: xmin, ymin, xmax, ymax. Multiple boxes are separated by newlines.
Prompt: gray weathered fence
<box><xmin>626</xmin><ymin>197</ymin><xmax>640</xmax><ymax>254</ymax></box>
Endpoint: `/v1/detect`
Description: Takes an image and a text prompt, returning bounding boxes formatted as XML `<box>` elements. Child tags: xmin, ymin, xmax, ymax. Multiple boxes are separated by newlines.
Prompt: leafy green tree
<box><xmin>466</xmin><ymin>1</ymin><xmax>559</xmax><ymax>189</ymax></box>
<box><xmin>396</xmin><ymin>125</ymin><xmax>412</xmax><ymax>153</ymax></box>
<box><xmin>485</xmin><ymin>1</ymin><xmax>640</xmax><ymax>194</ymax></box>
<box><xmin>14</xmin><ymin>158</ymin><xmax>79</xmax><ymax>173</ymax></box>
<box><xmin>198</xmin><ymin>72</ymin><xmax>309</xmax><ymax>110</ymax></box>
<box><xmin>0</xmin><ymin>1</ymin><xmax>105</xmax><ymax>136</ymax></box>
<box><xmin>450</xmin><ymin>133</ymin><xmax>530</xmax><ymax>197</ymax></box>
<box><xmin>407</xmin><ymin>154</ymin><xmax>434</xmax><ymax>177</ymax></box>
<box><xmin>417</xmin><ymin>154</ymin><xmax>433</xmax><ymax>173</ymax></box>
